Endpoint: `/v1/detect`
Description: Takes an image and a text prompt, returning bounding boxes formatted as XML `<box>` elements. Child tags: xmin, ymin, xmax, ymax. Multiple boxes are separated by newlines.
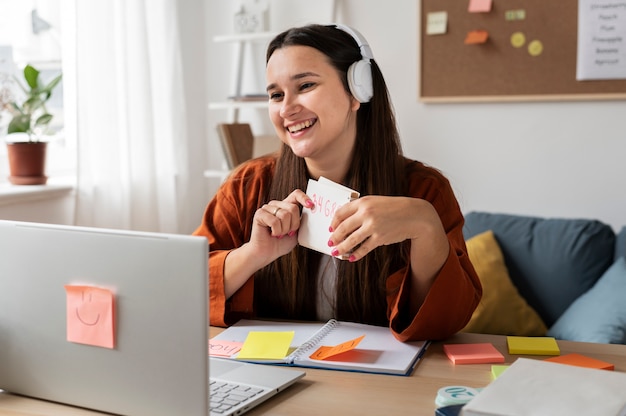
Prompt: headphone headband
<box><xmin>334</xmin><ymin>24</ymin><xmax>374</xmax><ymax>61</ymax></box>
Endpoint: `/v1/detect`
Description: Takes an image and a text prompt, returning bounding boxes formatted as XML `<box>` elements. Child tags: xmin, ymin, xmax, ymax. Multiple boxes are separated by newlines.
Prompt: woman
<box><xmin>194</xmin><ymin>24</ymin><xmax>481</xmax><ymax>342</ymax></box>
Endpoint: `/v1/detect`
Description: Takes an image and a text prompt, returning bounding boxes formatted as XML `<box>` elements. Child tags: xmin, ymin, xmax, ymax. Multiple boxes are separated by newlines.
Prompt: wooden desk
<box><xmin>2</xmin><ymin>330</ymin><xmax>626</xmax><ymax>415</ymax></box>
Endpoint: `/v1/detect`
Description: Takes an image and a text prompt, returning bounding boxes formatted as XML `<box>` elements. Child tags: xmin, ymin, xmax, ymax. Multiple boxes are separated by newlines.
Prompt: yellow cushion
<box><xmin>463</xmin><ymin>230</ymin><xmax>547</xmax><ymax>336</ymax></box>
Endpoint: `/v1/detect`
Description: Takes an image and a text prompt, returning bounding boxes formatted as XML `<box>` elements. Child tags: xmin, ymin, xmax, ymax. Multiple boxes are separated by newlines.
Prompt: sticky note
<box><xmin>545</xmin><ymin>353</ymin><xmax>614</xmax><ymax>370</ymax></box>
<box><xmin>443</xmin><ymin>343</ymin><xmax>505</xmax><ymax>364</ymax></box>
<box><xmin>426</xmin><ymin>11</ymin><xmax>448</xmax><ymax>35</ymax></box>
<box><xmin>468</xmin><ymin>0</ymin><xmax>492</xmax><ymax>13</ymax></box>
<box><xmin>464</xmin><ymin>30</ymin><xmax>489</xmax><ymax>45</ymax></box>
<box><xmin>65</xmin><ymin>285</ymin><xmax>115</xmax><ymax>349</ymax></box>
<box><xmin>505</xmin><ymin>9</ymin><xmax>526</xmax><ymax>21</ymax></box>
<box><xmin>309</xmin><ymin>335</ymin><xmax>365</xmax><ymax>361</ymax></box>
<box><xmin>237</xmin><ymin>331</ymin><xmax>294</xmax><ymax>360</ymax></box>
<box><xmin>491</xmin><ymin>364</ymin><xmax>510</xmax><ymax>379</ymax></box>
<box><xmin>507</xmin><ymin>336</ymin><xmax>560</xmax><ymax>355</ymax></box>
<box><xmin>209</xmin><ymin>340</ymin><xmax>243</xmax><ymax>357</ymax></box>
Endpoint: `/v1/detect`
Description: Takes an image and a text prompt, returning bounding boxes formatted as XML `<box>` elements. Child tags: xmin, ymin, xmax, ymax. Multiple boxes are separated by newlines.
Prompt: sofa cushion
<box><xmin>616</xmin><ymin>226</ymin><xmax>626</xmax><ymax>260</ymax></box>
<box><xmin>463</xmin><ymin>212</ymin><xmax>615</xmax><ymax>327</ymax></box>
<box><xmin>463</xmin><ymin>230</ymin><xmax>547</xmax><ymax>336</ymax></box>
<box><xmin>548</xmin><ymin>257</ymin><xmax>626</xmax><ymax>344</ymax></box>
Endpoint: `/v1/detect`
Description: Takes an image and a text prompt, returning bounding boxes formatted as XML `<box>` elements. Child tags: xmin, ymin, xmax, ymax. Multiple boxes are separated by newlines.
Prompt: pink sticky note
<box><xmin>65</xmin><ymin>285</ymin><xmax>115</xmax><ymax>349</ymax></box>
<box><xmin>443</xmin><ymin>343</ymin><xmax>504</xmax><ymax>364</ymax></box>
<box><xmin>209</xmin><ymin>340</ymin><xmax>243</xmax><ymax>357</ymax></box>
<box><xmin>468</xmin><ymin>0</ymin><xmax>492</xmax><ymax>13</ymax></box>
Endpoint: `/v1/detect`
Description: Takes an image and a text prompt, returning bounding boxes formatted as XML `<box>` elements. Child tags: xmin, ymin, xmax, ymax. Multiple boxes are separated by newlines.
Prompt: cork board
<box><xmin>419</xmin><ymin>0</ymin><xmax>626</xmax><ymax>102</ymax></box>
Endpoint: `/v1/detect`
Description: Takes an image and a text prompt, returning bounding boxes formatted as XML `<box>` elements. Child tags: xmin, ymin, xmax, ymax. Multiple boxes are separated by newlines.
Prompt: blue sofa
<box><xmin>463</xmin><ymin>211</ymin><xmax>626</xmax><ymax>344</ymax></box>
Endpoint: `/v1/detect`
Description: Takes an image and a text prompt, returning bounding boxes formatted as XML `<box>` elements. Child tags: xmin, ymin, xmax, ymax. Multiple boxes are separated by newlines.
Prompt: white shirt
<box><xmin>316</xmin><ymin>255</ymin><xmax>339</xmax><ymax>321</ymax></box>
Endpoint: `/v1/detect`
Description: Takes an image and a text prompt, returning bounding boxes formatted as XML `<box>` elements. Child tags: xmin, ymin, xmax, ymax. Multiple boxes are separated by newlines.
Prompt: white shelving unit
<box><xmin>209</xmin><ymin>31</ymin><xmax>276</xmax><ymax>122</ymax></box>
<box><xmin>205</xmin><ymin>31</ymin><xmax>276</xmax><ymax>180</ymax></box>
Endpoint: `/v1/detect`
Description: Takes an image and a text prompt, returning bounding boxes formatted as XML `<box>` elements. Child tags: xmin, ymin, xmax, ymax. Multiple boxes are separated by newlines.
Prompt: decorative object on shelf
<box><xmin>2</xmin><ymin>64</ymin><xmax>62</xmax><ymax>185</ymax></box>
<box><xmin>234</xmin><ymin>0</ymin><xmax>269</xmax><ymax>33</ymax></box>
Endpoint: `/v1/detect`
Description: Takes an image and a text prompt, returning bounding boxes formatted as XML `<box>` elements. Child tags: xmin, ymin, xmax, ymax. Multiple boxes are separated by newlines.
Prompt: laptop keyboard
<box><xmin>210</xmin><ymin>380</ymin><xmax>266</xmax><ymax>414</ymax></box>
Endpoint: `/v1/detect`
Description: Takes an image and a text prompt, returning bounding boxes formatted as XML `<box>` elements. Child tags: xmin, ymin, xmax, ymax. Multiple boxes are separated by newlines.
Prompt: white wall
<box><xmin>207</xmin><ymin>0</ymin><xmax>626</xmax><ymax>230</ymax></box>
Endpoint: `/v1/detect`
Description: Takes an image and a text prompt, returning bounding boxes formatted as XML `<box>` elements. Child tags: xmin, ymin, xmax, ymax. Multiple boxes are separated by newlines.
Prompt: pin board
<box><xmin>420</xmin><ymin>0</ymin><xmax>626</xmax><ymax>102</ymax></box>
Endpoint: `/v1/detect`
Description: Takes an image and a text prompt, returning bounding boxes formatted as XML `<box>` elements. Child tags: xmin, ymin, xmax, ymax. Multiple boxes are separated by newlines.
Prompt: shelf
<box><xmin>208</xmin><ymin>101</ymin><xmax>269</xmax><ymax>111</ymax></box>
<box><xmin>213</xmin><ymin>31</ymin><xmax>277</xmax><ymax>43</ymax></box>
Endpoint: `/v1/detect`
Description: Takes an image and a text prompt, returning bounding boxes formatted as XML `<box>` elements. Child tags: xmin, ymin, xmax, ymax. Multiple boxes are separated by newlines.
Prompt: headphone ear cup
<box><xmin>347</xmin><ymin>59</ymin><xmax>373</xmax><ymax>103</ymax></box>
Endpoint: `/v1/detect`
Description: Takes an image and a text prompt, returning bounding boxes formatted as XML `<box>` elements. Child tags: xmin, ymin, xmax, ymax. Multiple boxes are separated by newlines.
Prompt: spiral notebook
<box><xmin>210</xmin><ymin>319</ymin><xmax>429</xmax><ymax>376</ymax></box>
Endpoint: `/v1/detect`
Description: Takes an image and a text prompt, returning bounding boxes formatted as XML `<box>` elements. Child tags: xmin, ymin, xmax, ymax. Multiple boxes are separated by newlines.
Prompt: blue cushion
<box><xmin>463</xmin><ymin>212</ymin><xmax>615</xmax><ymax>327</ymax></box>
<box><xmin>616</xmin><ymin>226</ymin><xmax>626</xmax><ymax>260</ymax></box>
<box><xmin>547</xmin><ymin>257</ymin><xmax>626</xmax><ymax>344</ymax></box>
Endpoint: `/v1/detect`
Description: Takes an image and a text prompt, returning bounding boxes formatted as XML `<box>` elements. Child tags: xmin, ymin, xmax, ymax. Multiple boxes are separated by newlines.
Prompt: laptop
<box><xmin>0</xmin><ymin>220</ymin><xmax>304</xmax><ymax>416</ymax></box>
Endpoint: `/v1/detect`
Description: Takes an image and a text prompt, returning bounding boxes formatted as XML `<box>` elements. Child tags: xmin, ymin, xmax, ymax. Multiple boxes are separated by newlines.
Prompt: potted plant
<box><xmin>1</xmin><ymin>64</ymin><xmax>62</xmax><ymax>185</ymax></box>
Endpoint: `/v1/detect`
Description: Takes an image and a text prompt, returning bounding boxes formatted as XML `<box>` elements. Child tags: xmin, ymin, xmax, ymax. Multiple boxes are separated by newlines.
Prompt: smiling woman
<box><xmin>193</xmin><ymin>24</ymin><xmax>481</xmax><ymax>343</ymax></box>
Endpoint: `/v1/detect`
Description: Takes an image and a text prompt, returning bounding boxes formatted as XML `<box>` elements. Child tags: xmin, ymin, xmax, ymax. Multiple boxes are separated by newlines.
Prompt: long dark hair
<box><xmin>254</xmin><ymin>24</ymin><xmax>407</xmax><ymax>326</ymax></box>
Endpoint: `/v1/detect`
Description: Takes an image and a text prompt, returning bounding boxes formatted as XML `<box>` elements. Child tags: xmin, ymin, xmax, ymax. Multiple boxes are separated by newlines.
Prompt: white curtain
<box><xmin>66</xmin><ymin>0</ymin><xmax>204</xmax><ymax>233</ymax></box>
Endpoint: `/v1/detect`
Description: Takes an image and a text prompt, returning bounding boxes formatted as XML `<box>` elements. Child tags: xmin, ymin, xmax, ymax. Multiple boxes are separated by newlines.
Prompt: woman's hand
<box><xmin>328</xmin><ymin>196</ymin><xmax>448</xmax><ymax>264</ymax></box>
<box><xmin>223</xmin><ymin>189</ymin><xmax>313</xmax><ymax>298</ymax></box>
<box><xmin>249</xmin><ymin>189</ymin><xmax>314</xmax><ymax>262</ymax></box>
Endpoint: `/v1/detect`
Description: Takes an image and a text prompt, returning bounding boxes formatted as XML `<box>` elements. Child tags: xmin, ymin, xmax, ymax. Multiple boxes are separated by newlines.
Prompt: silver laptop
<box><xmin>0</xmin><ymin>220</ymin><xmax>304</xmax><ymax>416</ymax></box>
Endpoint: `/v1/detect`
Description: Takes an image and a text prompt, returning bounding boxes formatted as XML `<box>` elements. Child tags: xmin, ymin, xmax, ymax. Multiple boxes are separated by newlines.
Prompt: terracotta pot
<box><xmin>6</xmin><ymin>141</ymin><xmax>48</xmax><ymax>185</ymax></box>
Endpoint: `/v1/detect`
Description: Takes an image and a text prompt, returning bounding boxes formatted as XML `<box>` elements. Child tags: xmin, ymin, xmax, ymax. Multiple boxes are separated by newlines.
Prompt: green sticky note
<box><xmin>507</xmin><ymin>336</ymin><xmax>560</xmax><ymax>355</ymax></box>
<box><xmin>237</xmin><ymin>331</ymin><xmax>295</xmax><ymax>360</ymax></box>
<box><xmin>491</xmin><ymin>364</ymin><xmax>510</xmax><ymax>379</ymax></box>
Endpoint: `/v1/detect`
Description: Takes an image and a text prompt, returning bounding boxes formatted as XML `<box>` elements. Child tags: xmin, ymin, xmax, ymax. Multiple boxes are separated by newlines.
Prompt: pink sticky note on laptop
<box><xmin>65</xmin><ymin>285</ymin><xmax>115</xmax><ymax>349</ymax></box>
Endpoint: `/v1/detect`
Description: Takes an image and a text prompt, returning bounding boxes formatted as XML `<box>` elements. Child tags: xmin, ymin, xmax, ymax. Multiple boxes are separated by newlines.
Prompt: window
<box><xmin>0</xmin><ymin>0</ymin><xmax>73</xmax><ymax>185</ymax></box>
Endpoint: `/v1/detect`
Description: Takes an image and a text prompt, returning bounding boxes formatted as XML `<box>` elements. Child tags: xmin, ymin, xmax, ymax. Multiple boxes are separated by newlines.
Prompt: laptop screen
<box><xmin>0</xmin><ymin>220</ymin><xmax>209</xmax><ymax>416</ymax></box>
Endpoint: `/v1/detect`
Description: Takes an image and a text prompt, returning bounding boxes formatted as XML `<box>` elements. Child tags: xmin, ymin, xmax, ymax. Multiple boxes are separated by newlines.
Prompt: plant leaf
<box><xmin>8</xmin><ymin>114</ymin><xmax>31</xmax><ymax>134</ymax></box>
<box><xmin>24</xmin><ymin>65</ymin><xmax>40</xmax><ymax>90</ymax></box>
<box><xmin>41</xmin><ymin>74</ymin><xmax>62</xmax><ymax>94</ymax></box>
<box><xmin>23</xmin><ymin>96</ymin><xmax>43</xmax><ymax>114</ymax></box>
<box><xmin>35</xmin><ymin>113</ymin><xmax>53</xmax><ymax>127</ymax></box>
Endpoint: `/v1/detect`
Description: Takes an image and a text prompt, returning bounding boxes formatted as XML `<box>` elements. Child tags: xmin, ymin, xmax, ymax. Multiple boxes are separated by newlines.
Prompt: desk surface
<box><xmin>2</xmin><ymin>330</ymin><xmax>626</xmax><ymax>415</ymax></box>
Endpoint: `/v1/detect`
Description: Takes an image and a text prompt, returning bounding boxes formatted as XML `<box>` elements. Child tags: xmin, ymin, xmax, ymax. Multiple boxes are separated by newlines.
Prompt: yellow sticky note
<box><xmin>468</xmin><ymin>0</ymin><xmax>492</xmax><ymax>13</ymax></box>
<box><xmin>309</xmin><ymin>335</ymin><xmax>365</xmax><ymax>361</ymax></box>
<box><xmin>65</xmin><ymin>285</ymin><xmax>115</xmax><ymax>349</ymax></box>
<box><xmin>237</xmin><ymin>331</ymin><xmax>294</xmax><ymax>360</ymax></box>
<box><xmin>507</xmin><ymin>336</ymin><xmax>560</xmax><ymax>355</ymax></box>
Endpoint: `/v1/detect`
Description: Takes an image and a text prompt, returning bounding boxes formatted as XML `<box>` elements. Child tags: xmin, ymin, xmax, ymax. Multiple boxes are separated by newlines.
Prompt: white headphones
<box><xmin>334</xmin><ymin>24</ymin><xmax>374</xmax><ymax>103</ymax></box>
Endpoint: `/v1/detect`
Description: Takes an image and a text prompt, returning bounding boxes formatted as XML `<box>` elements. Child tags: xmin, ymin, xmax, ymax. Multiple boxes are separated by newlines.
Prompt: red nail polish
<box><xmin>328</xmin><ymin>226</ymin><xmax>333</xmax><ymax>232</ymax></box>
<box><xmin>349</xmin><ymin>255</ymin><xmax>356</xmax><ymax>262</ymax></box>
<box><xmin>288</xmin><ymin>230</ymin><xmax>296</xmax><ymax>237</ymax></box>
<box><xmin>331</xmin><ymin>249</ymin><xmax>339</xmax><ymax>257</ymax></box>
<box><xmin>328</xmin><ymin>239</ymin><xmax>334</xmax><ymax>247</ymax></box>
<box><xmin>306</xmin><ymin>199</ymin><xmax>314</xmax><ymax>208</ymax></box>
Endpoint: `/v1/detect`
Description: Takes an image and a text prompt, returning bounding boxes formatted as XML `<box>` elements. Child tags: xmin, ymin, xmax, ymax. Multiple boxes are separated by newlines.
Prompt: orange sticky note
<box><xmin>309</xmin><ymin>335</ymin><xmax>365</xmax><ymax>361</ymax></box>
<box><xmin>65</xmin><ymin>285</ymin><xmax>115</xmax><ymax>349</ymax></box>
<box><xmin>465</xmin><ymin>30</ymin><xmax>489</xmax><ymax>45</ymax></box>
<box><xmin>468</xmin><ymin>0</ymin><xmax>492</xmax><ymax>13</ymax></box>
<box><xmin>443</xmin><ymin>343</ymin><xmax>505</xmax><ymax>364</ymax></box>
<box><xmin>209</xmin><ymin>340</ymin><xmax>243</xmax><ymax>357</ymax></box>
<box><xmin>545</xmin><ymin>353</ymin><xmax>614</xmax><ymax>371</ymax></box>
